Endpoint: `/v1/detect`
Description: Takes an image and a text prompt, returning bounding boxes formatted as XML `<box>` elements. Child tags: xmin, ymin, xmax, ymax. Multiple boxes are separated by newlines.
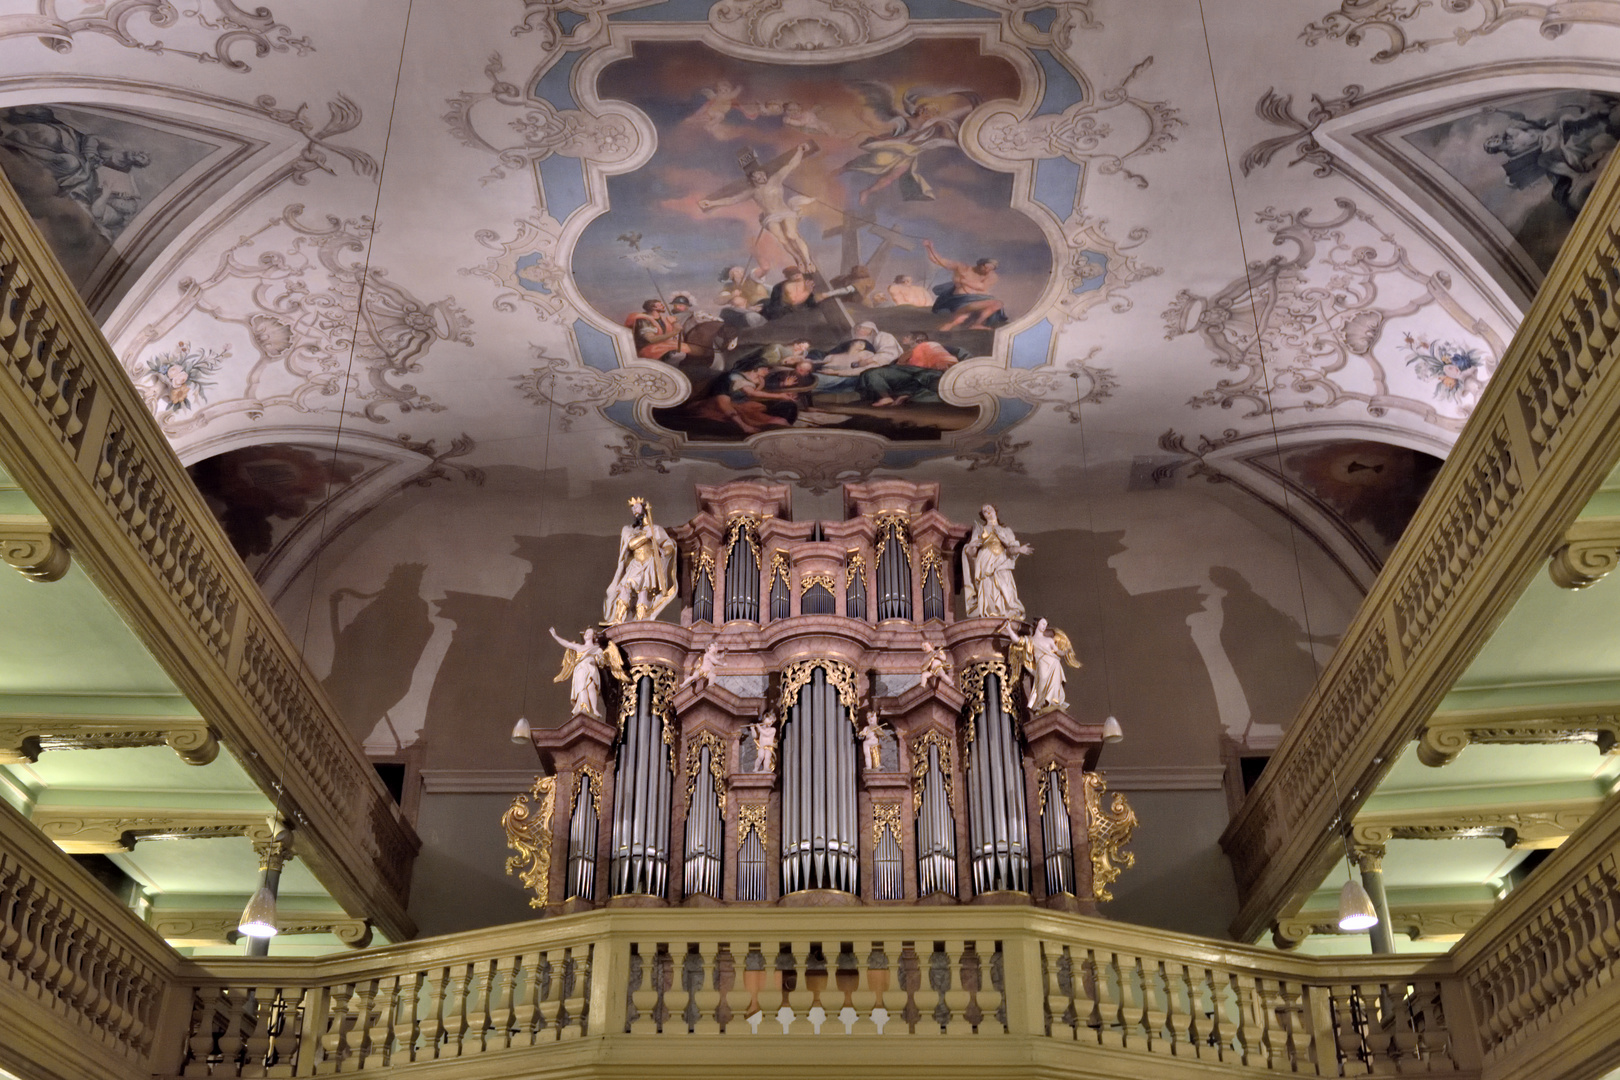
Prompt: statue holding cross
<box><xmin>699</xmin><ymin>143</ymin><xmax>821</xmax><ymax>274</ymax></box>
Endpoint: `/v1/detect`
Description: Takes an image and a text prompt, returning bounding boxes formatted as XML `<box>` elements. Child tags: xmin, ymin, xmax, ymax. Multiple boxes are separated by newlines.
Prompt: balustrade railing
<box><xmin>0</xmin><ymin>168</ymin><xmax>418</xmax><ymax>941</ymax></box>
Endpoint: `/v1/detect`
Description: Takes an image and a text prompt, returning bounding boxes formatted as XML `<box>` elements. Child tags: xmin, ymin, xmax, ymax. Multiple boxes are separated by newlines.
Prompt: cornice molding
<box><xmin>1276</xmin><ymin>902</ymin><xmax>1495</xmax><ymax>949</ymax></box>
<box><xmin>1221</xmin><ymin>149</ymin><xmax>1620</xmax><ymax>943</ymax></box>
<box><xmin>29</xmin><ymin>806</ymin><xmax>280</xmax><ymax>853</ymax></box>
<box><xmin>0</xmin><ymin>715</ymin><xmax>217</xmax><ymax>766</ymax></box>
<box><xmin>1549</xmin><ymin>516</ymin><xmax>1620</xmax><ymax>588</ymax></box>
<box><xmin>1418</xmin><ymin>700</ymin><xmax>1620</xmax><ymax>766</ymax></box>
<box><xmin>148</xmin><ymin>909</ymin><xmax>371</xmax><ymax>948</ymax></box>
<box><xmin>0</xmin><ymin>513</ymin><xmax>70</xmax><ymax>582</ymax></box>
<box><xmin>1353</xmin><ymin>799</ymin><xmax>1599</xmax><ymax>850</ymax></box>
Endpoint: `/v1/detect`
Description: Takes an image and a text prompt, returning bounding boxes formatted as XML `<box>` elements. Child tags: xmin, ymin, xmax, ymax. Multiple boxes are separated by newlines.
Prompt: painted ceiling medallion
<box><xmin>449</xmin><ymin>5</ymin><xmax>1169</xmax><ymax>488</ymax></box>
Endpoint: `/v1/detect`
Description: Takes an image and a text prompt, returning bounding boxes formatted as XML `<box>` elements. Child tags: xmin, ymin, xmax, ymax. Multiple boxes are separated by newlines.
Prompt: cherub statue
<box><xmin>603</xmin><ymin>497</ymin><xmax>678</xmax><ymax>625</ymax></box>
<box><xmin>962</xmin><ymin>504</ymin><xmax>1032</xmax><ymax>619</ymax></box>
<box><xmin>1004</xmin><ymin>618</ymin><xmax>1081</xmax><ymax>713</ymax></box>
<box><xmin>550</xmin><ymin>626</ymin><xmax>627</xmax><ymax>720</ymax></box>
<box><xmin>749</xmin><ymin>709</ymin><xmax>779</xmax><ymax>772</ymax></box>
<box><xmin>858</xmin><ymin>709</ymin><xmax>887</xmax><ymax>771</ymax></box>
<box><xmin>680</xmin><ymin>642</ymin><xmax>726</xmax><ymax>692</ymax></box>
<box><xmin>920</xmin><ymin>641</ymin><xmax>954</xmax><ymax>690</ymax></box>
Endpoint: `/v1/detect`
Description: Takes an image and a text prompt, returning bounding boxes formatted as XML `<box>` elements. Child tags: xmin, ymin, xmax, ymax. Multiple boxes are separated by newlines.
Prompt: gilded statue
<box><xmin>1005</xmin><ymin>617</ymin><xmax>1081</xmax><ymax>713</ymax></box>
<box><xmin>550</xmin><ymin>626</ymin><xmax>627</xmax><ymax>719</ymax></box>
<box><xmin>603</xmin><ymin>497</ymin><xmax>679</xmax><ymax>624</ymax></box>
<box><xmin>859</xmin><ymin>709</ymin><xmax>888</xmax><ymax>771</ymax></box>
<box><xmin>962</xmin><ymin>504</ymin><xmax>1031</xmax><ymax>619</ymax></box>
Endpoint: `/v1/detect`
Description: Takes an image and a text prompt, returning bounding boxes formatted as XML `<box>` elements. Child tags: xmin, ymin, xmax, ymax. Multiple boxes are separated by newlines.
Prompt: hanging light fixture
<box><xmin>237</xmin><ymin>882</ymin><xmax>280</xmax><ymax>939</ymax></box>
<box><xmin>1337</xmin><ymin>877</ymin><xmax>1378</xmax><ymax>931</ymax></box>
<box><xmin>1101</xmin><ymin>715</ymin><xmax>1124</xmax><ymax>743</ymax></box>
<box><xmin>511</xmin><ymin>717</ymin><xmax>534</xmax><ymax>743</ymax></box>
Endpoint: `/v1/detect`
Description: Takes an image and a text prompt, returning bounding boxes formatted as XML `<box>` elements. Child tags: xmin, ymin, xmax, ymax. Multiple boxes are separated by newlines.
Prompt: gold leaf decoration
<box><xmin>502</xmin><ymin>775</ymin><xmax>556</xmax><ymax>909</ymax></box>
<box><xmin>1083</xmin><ymin>772</ymin><xmax>1138</xmax><ymax>902</ymax></box>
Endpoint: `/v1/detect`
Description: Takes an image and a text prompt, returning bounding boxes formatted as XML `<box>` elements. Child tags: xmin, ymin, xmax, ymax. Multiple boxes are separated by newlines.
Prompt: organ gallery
<box><xmin>504</xmin><ymin>480</ymin><xmax>1137</xmax><ymax>910</ymax></box>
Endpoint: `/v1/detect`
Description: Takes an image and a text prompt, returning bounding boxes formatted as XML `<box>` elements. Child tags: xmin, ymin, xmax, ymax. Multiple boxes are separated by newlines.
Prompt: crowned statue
<box><xmin>1006</xmin><ymin>617</ymin><xmax>1081</xmax><ymax>713</ymax></box>
<box><xmin>604</xmin><ymin>497</ymin><xmax>679</xmax><ymax>625</ymax></box>
<box><xmin>962</xmin><ymin>504</ymin><xmax>1032</xmax><ymax>620</ymax></box>
<box><xmin>550</xmin><ymin>626</ymin><xmax>628</xmax><ymax>719</ymax></box>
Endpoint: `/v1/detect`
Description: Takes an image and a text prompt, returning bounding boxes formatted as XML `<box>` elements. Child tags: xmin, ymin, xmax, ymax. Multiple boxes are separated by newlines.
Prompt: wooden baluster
<box><xmin>346</xmin><ymin>979</ymin><xmax>378</xmax><ymax>1069</ymax></box>
<box><xmin>490</xmin><ymin>955</ymin><xmax>519</xmax><ymax>1052</ymax></box>
<box><xmin>263</xmin><ymin>987</ymin><xmax>305</xmax><ymax>1079</ymax></box>
<box><xmin>980</xmin><ymin>943</ymin><xmax>1006</xmax><ymax>1034</ymax></box>
<box><xmin>735</xmin><ymin>945</ymin><xmax>766</xmax><ymax>1033</ymax></box>
<box><xmin>459</xmin><ymin>961</ymin><xmax>490</xmax><ymax>1055</ymax></box>
<box><xmin>1303</xmin><ymin>983</ymin><xmax>1344</xmax><ymax>1078</ymax></box>
<box><xmin>628</xmin><ymin>947</ymin><xmax>659</xmax><ymax>1035</ymax></box>
<box><xmin>1231</xmin><ymin>973</ymin><xmax>1259</xmax><ymax>1067</ymax></box>
<box><xmin>898</xmin><ymin>942</ymin><xmax>921</xmax><ymax>1035</ymax></box>
<box><xmin>1044</xmin><ymin>943</ymin><xmax>1074</xmax><ymax>1040</ymax></box>
<box><xmin>563</xmin><ymin>945</ymin><xmax>592</xmax><ymax>1040</ymax></box>
<box><xmin>359</xmin><ymin>976</ymin><xmax>397</xmax><ymax>1069</ymax></box>
<box><xmin>1203</xmin><ymin>968</ymin><xmax>1230</xmax><ymax>1062</ymax></box>
<box><xmin>510</xmin><ymin>954</ymin><xmax>541</xmax><ymax>1046</ymax></box>
<box><xmin>240</xmin><ymin>987</ymin><xmax>278</xmax><ymax>1078</ymax></box>
<box><xmin>664</xmin><ymin>945</ymin><xmax>694</xmax><ymax>1034</ymax></box>
<box><xmin>533</xmin><ymin>952</ymin><xmax>559</xmax><ymax>1042</ymax></box>
<box><xmin>857</xmin><ymin>942</ymin><xmax>889</xmax><ymax>1036</ymax></box>
<box><xmin>441</xmin><ymin>966</ymin><xmax>470</xmax><ymax>1057</ymax></box>
<box><xmin>183</xmin><ymin>985</ymin><xmax>221</xmax><ymax>1077</ymax></box>
<box><xmin>692</xmin><ymin>941</ymin><xmax>723</xmax><ymax>1034</ymax></box>
<box><xmin>803</xmin><ymin>943</ymin><xmax>829</xmax><ymax>1034</ymax></box>
<box><xmin>783</xmin><ymin>944</ymin><xmax>815</xmax><ymax>1035</ymax></box>
<box><xmin>417</xmin><ymin>968</ymin><xmax>447</xmax><ymax>1062</ymax></box>
<box><xmin>942</xmin><ymin>940</ymin><xmax>973</xmax><ymax>1035</ymax></box>
<box><xmin>315</xmin><ymin>983</ymin><xmax>355</xmax><ymax>1075</ymax></box>
<box><xmin>216</xmin><ymin>986</ymin><xmax>250</xmax><ymax>1074</ymax></box>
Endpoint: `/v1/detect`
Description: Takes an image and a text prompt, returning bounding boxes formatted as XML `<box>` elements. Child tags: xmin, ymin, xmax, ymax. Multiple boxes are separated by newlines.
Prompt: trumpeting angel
<box><xmin>1004</xmin><ymin>617</ymin><xmax>1081</xmax><ymax>713</ymax></box>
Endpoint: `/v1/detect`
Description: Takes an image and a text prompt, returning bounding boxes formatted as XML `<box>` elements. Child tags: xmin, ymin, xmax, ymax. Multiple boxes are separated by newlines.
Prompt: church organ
<box><xmin>516</xmin><ymin>480</ymin><xmax>1133</xmax><ymax>912</ymax></box>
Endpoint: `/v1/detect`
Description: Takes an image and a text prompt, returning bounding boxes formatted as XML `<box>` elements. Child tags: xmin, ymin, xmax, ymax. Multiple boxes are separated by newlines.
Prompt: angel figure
<box><xmin>858</xmin><ymin>709</ymin><xmax>888</xmax><ymax>771</ymax></box>
<box><xmin>749</xmin><ymin>709</ymin><xmax>779</xmax><ymax>772</ymax></box>
<box><xmin>1005</xmin><ymin>618</ymin><xmax>1081</xmax><ymax>713</ymax></box>
<box><xmin>604</xmin><ymin>497</ymin><xmax>679</xmax><ymax>624</ymax></box>
<box><xmin>920</xmin><ymin>640</ymin><xmax>954</xmax><ymax>690</ymax></box>
<box><xmin>842</xmin><ymin>82</ymin><xmax>981</xmax><ymax>204</ymax></box>
<box><xmin>550</xmin><ymin>626</ymin><xmax>627</xmax><ymax>720</ymax></box>
<box><xmin>963</xmin><ymin>504</ymin><xmax>1032</xmax><ymax>620</ymax></box>
<box><xmin>680</xmin><ymin>642</ymin><xmax>726</xmax><ymax>692</ymax></box>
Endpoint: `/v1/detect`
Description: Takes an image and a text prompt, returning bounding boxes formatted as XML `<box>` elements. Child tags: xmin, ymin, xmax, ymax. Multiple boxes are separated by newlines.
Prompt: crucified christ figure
<box><xmin>699</xmin><ymin>143</ymin><xmax>820</xmax><ymax>273</ymax></box>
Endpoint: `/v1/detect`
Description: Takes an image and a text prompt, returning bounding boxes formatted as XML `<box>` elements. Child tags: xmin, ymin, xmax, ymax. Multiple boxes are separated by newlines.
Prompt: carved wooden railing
<box><xmin>155</xmin><ymin>908</ymin><xmax>1468</xmax><ymax>1079</ymax></box>
<box><xmin>0</xmin><ymin>170</ymin><xmax>418</xmax><ymax>941</ymax></box>
<box><xmin>0</xmin><ymin>797</ymin><xmax>183</xmax><ymax>1080</ymax></box>
<box><xmin>1220</xmin><ymin>146</ymin><xmax>1620</xmax><ymax>942</ymax></box>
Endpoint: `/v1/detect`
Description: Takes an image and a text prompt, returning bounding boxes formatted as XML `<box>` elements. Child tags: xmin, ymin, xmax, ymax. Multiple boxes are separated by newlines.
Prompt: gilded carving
<box><xmin>502</xmin><ymin>775</ymin><xmax>557</xmax><ymax>909</ymax></box>
<box><xmin>799</xmin><ymin>572</ymin><xmax>835</xmax><ymax>595</ymax></box>
<box><xmin>872</xmin><ymin>801</ymin><xmax>903</xmax><ymax>846</ymax></box>
<box><xmin>960</xmin><ymin>657</ymin><xmax>1018</xmax><ymax>748</ymax></box>
<box><xmin>684</xmin><ymin>731</ymin><xmax>729</xmax><ymax>812</ymax></box>
<box><xmin>575</xmin><ymin>763</ymin><xmax>604</xmax><ymax>815</ymax></box>
<box><xmin>1083</xmin><ymin>772</ymin><xmax>1137</xmax><ymax>902</ymax></box>
<box><xmin>770</xmin><ymin>550</ymin><xmax>791</xmax><ymax>590</ymax></box>
<box><xmin>909</xmin><ymin>730</ymin><xmax>955</xmax><ymax>813</ymax></box>
<box><xmin>778</xmin><ymin>658</ymin><xmax>861</xmax><ymax>717</ymax></box>
<box><xmin>693</xmin><ymin>549</ymin><xmax>717</xmax><ymax>592</ymax></box>
<box><xmin>615</xmin><ymin>660</ymin><xmax>680</xmax><ymax>762</ymax></box>
<box><xmin>738</xmin><ymin>801</ymin><xmax>769</xmax><ymax>845</ymax></box>
<box><xmin>1037</xmin><ymin>763</ymin><xmax>1070</xmax><ymax>815</ymax></box>
<box><xmin>845</xmin><ymin>549</ymin><xmax>867</xmax><ymax>588</ymax></box>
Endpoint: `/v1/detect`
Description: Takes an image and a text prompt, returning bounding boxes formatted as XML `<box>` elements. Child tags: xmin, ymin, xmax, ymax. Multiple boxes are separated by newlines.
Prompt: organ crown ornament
<box><xmin>514</xmin><ymin>480</ymin><xmax>1132</xmax><ymax>914</ymax></box>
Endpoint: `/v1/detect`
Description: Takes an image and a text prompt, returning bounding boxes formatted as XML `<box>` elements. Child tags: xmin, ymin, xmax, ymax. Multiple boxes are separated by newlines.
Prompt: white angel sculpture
<box><xmin>680</xmin><ymin>642</ymin><xmax>725</xmax><ymax>692</ymax></box>
<box><xmin>962</xmin><ymin>504</ymin><xmax>1032</xmax><ymax>620</ymax></box>
<box><xmin>603</xmin><ymin>497</ymin><xmax>679</xmax><ymax>625</ymax></box>
<box><xmin>1005</xmin><ymin>618</ymin><xmax>1081</xmax><ymax>713</ymax></box>
<box><xmin>749</xmin><ymin>709</ymin><xmax>779</xmax><ymax>772</ymax></box>
<box><xmin>550</xmin><ymin>626</ymin><xmax>628</xmax><ymax>720</ymax></box>
<box><xmin>920</xmin><ymin>641</ymin><xmax>954</xmax><ymax>690</ymax></box>
<box><xmin>858</xmin><ymin>709</ymin><xmax>887</xmax><ymax>771</ymax></box>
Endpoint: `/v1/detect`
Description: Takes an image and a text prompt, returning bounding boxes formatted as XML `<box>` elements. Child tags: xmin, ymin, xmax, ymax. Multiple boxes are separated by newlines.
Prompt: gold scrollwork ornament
<box><xmin>909</xmin><ymin>730</ymin><xmax>956</xmax><ymax>813</ymax></box>
<box><xmin>502</xmin><ymin>776</ymin><xmax>556</xmax><ymax>909</ymax></box>
<box><xmin>738</xmin><ymin>801</ymin><xmax>769</xmax><ymax>845</ymax></box>
<box><xmin>684</xmin><ymin>730</ymin><xmax>729</xmax><ymax>812</ymax></box>
<box><xmin>873</xmin><ymin>801</ymin><xmax>903</xmax><ymax>845</ymax></box>
<box><xmin>1083</xmin><ymin>772</ymin><xmax>1138</xmax><ymax>902</ymax></box>
<box><xmin>778</xmin><ymin>658</ymin><xmax>862</xmax><ymax>718</ymax></box>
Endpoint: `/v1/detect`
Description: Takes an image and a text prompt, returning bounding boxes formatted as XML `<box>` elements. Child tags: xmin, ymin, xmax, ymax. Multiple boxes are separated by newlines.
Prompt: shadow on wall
<box><xmin>323</xmin><ymin>563</ymin><xmax>434</xmax><ymax>745</ymax></box>
<box><xmin>1208</xmin><ymin>565</ymin><xmax>1331</xmax><ymax>738</ymax></box>
<box><xmin>1019</xmin><ymin>529</ymin><xmax>1224</xmax><ymax>768</ymax></box>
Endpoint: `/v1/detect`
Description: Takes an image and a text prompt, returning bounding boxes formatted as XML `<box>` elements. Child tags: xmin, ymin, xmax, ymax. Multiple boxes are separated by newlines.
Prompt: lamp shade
<box><xmin>511</xmin><ymin>717</ymin><xmax>533</xmax><ymax>744</ymax></box>
<box><xmin>238</xmin><ymin>884</ymin><xmax>279</xmax><ymax>939</ymax></box>
<box><xmin>1337</xmin><ymin>878</ymin><xmax>1379</xmax><ymax>931</ymax></box>
<box><xmin>1102</xmin><ymin>716</ymin><xmax>1124</xmax><ymax>743</ymax></box>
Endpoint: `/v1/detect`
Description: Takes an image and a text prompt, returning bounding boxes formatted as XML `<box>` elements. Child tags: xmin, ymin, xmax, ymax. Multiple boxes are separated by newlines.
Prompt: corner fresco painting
<box><xmin>1401</xmin><ymin>89</ymin><xmax>1620</xmax><ymax>274</ymax></box>
<box><xmin>0</xmin><ymin>103</ymin><xmax>217</xmax><ymax>299</ymax></box>
<box><xmin>572</xmin><ymin>38</ymin><xmax>1048</xmax><ymax>445</ymax></box>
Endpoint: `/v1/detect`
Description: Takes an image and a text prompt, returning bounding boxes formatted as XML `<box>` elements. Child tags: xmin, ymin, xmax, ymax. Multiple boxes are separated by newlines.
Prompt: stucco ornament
<box><xmin>709</xmin><ymin>0</ymin><xmax>909</xmax><ymax>56</ymax></box>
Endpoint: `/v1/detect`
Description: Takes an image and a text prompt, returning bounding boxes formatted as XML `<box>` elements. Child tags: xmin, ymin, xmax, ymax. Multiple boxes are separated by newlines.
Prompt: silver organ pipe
<box><xmin>1041</xmin><ymin>765</ymin><xmax>1076</xmax><ymax>896</ymax></box>
<box><xmin>780</xmin><ymin>665</ymin><xmax>858</xmax><ymax>894</ymax></box>
<box><xmin>611</xmin><ymin>675</ymin><xmax>672</xmax><ymax>896</ymax></box>
<box><xmin>566</xmin><ymin>771</ymin><xmax>599</xmax><ymax>901</ymax></box>
<box><xmin>876</xmin><ymin>519</ymin><xmax>911</xmax><ymax>620</ymax></box>
<box><xmin>724</xmin><ymin>521</ymin><xmax>760</xmax><ymax>622</ymax></box>
<box><xmin>683</xmin><ymin>743</ymin><xmax>723</xmax><ymax>899</ymax></box>
<box><xmin>915</xmin><ymin>742</ymin><xmax>956</xmax><ymax>897</ymax></box>
<box><xmin>738</xmin><ymin>819</ymin><xmax>766</xmax><ymax>901</ymax></box>
<box><xmin>967</xmin><ymin>672</ymin><xmax>1030</xmax><ymax>894</ymax></box>
<box><xmin>874</xmin><ymin>814</ymin><xmax>903</xmax><ymax>900</ymax></box>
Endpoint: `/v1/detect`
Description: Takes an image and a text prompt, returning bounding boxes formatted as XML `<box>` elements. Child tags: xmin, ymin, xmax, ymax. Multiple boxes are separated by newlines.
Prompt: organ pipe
<box><xmin>1041</xmin><ymin>765</ymin><xmax>1076</xmax><ymax>896</ymax></box>
<box><xmin>724</xmin><ymin>518</ymin><xmax>760</xmax><ymax>622</ymax></box>
<box><xmin>683</xmin><ymin>739</ymin><xmax>724</xmax><ymax>899</ymax></box>
<box><xmin>566</xmin><ymin>768</ymin><xmax>600</xmax><ymax>901</ymax></box>
<box><xmin>966</xmin><ymin>672</ymin><xmax>1030</xmax><ymax>894</ymax></box>
<box><xmin>914</xmin><ymin>740</ymin><xmax>956</xmax><ymax>897</ymax></box>
<box><xmin>611</xmin><ymin>674</ymin><xmax>673</xmax><ymax>896</ymax></box>
<box><xmin>780</xmin><ymin>664</ymin><xmax>858</xmax><ymax>894</ymax></box>
<box><xmin>875</xmin><ymin>516</ymin><xmax>912</xmax><ymax>620</ymax></box>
